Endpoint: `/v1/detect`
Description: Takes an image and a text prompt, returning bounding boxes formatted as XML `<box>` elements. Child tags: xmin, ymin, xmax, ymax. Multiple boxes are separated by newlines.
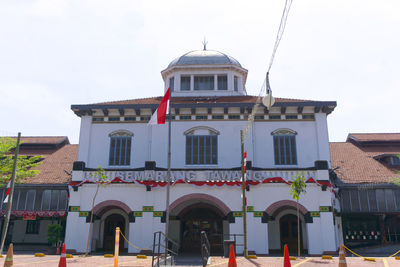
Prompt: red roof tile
<box><xmin>348</xmin><ymin>133</ymin><xmax>400</xmax><ymax>142</ymax></box>
<box><xmin>22</xmin><ymin>144</ymin><xmax>78</xmax><ymax>184</ymax></box>
<box><xmin>330</xmin><ymin>142</ymin><xmax>400</xmax><ymax>184</ymax></box>
<box><xmin>94</xmin><ymin>96</ymin><xmax>315</xmax><ymax>105</ymax></box>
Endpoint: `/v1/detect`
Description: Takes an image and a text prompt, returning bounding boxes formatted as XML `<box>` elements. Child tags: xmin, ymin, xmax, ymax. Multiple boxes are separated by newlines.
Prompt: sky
<box><xmin>0</xmin><ymin>0</ymin><xmax>399</xmax><ymax>144</ymax></box>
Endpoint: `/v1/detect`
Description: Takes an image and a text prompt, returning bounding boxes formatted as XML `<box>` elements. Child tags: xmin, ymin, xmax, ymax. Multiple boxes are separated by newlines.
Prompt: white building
<box><xmin>66</xmin><ymin>48</ymin><xmax>339</xmax><ymax>255</ymax></box>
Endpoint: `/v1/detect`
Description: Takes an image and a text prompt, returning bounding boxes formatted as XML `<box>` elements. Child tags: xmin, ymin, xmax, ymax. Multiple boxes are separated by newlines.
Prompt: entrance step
<box><xmin>174</xmin><ymin>254</ymin><xmax>203</xmax><ymax>266</ymax></box>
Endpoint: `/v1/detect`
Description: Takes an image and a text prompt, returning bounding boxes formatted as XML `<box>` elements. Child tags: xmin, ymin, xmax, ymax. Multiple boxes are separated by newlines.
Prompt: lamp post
<box><xmin>240</xmin><ymin>81</ymin><xmax>274</xmax><ymax>257</ymax></box>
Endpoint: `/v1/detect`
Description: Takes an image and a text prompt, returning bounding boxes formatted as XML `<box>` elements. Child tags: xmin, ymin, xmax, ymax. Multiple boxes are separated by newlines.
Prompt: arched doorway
<box><xmin>179</xmin><ymin>204</ymin><xmax>224</xmax><ymax>254</ymax></box>
<box><xmin>169</xmin><ymin>194</ymin><xmax>231</xmax><ymax>255</ymax></box>
<box><xmin>280</xmin><ymin>214</ymin><xmax>303</xmax><ymax>254</ymax></box>
<box><xmin>103</xmin><ymin>213</ymin><xmax>125</xmax><ymax>251</ymax></box>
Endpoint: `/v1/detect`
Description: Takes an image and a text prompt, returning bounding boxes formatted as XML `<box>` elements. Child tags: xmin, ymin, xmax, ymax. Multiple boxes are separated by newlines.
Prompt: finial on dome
<box><xmin>202</xmin><ymin>37</ymin><xmax>208</xmax><ymax>50</ymax></box>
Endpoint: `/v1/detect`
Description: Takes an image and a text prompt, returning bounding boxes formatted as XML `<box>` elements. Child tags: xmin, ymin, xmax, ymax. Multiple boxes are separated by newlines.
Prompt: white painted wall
<box><xmin>80</xmin><ymin>119</ymin><xmax>327</xmax><ymax>170</ymax></box>
<box><xmin>65</xmin><ymin>182</ymin><xmax>337</xmax><ymax>254</ymax></box>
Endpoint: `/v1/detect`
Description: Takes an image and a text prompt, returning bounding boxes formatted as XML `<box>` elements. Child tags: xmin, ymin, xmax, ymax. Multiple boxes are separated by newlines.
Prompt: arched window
<box><xmin>271</xmin><ymin>129</ymin><xmax>297</xmax><ymax>165</ymax></box>
<box><xmin>109</xmin><ymin>130</ymin><xmax>133</xmax><ymax>166</ymax></box>
<box><xmin>185</xmin><ymin>127</ymin><xmax>219</xmax><ymax>165</ymax></box>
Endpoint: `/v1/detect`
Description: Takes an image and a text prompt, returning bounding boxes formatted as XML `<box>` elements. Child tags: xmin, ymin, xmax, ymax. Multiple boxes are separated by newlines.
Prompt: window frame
<box><xmin>185</xmin><ymin>127</ymin><xmax>219</xmax><ymax>165</ymax></box>
<box><xmin>194</xmin><ymin>75</ymin><xmax>214</xmax><ymax>91</ymax></box>
<box><xmin>108</xmin><ymin>130</ymin><xmax>133</xmax><ymax>166</ymax></box>
<box><xmin>26</xmin><ymin>220</ymin><xmax>40</xmax><ymax>235</ymax></box>
<box><xmin>271</xmin><ymin>129</ymin><xmax>298</xmax><ymax>165</ymax></box>
<box><xmin>180</xmin><ymin>76</ymin><xmax>191</xmax><ymax>91</ymax></box>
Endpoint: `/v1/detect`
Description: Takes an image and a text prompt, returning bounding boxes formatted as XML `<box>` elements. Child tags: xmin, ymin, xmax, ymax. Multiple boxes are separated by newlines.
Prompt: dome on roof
<box><xmin>168</xmin><ymin>49</ymin><xmax>242</xmax><ymax>68</ymax></box>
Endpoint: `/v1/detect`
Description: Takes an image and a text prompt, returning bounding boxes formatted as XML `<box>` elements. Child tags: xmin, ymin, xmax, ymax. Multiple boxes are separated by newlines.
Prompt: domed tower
<box><xmin>161</xmin><ymin>47</ymin><xmax>248</xmax><ymax>97</ymax></box>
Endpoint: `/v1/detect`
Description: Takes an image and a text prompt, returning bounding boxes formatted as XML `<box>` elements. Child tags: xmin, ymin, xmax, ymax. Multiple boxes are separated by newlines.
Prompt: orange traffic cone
<box><xmin>58</xmin><ymin>243</ymin><xmax>67</xmax><ymax>267</ymax></box>
<box><xmin>283</xmin><ymin>244</ymin><xmax>291</xmax><ymax>267</ymax></box>
<box><xmin>3</xmin><ymin>243</ymin><xmax>13</xmax><ymax>267</ymax></box>
<box><xmin>228</xmin><ymin>244</ymin><xmax>237</xmax><ymax>267</ymax></box>
<box><xmin>338</xmin><ymin>244</ymin><xmax>347</xmax><ymax>267</ymax></box>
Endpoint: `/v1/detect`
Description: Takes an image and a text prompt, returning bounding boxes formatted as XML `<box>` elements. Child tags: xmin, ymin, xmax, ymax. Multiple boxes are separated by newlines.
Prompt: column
<box><xmin>77</xmin><ymin>116</ymin><xmax>92</xmax><ymax>164</ymax></box>
<box><xmin>247</xmin><ymin>216</ymin><xmax>268</xmax><ymax>254</ymax></box>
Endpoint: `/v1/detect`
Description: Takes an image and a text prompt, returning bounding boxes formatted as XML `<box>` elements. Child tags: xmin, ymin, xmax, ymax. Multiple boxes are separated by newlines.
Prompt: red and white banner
<box><xmin>3</xmin><ymin>177</ymin><xmax>11</xmax><ymax>203</ymax></box>
<box><xmin>148</xmin><ymin>88</ymin><xmax>170</xmax><ymax>125</ymax></box>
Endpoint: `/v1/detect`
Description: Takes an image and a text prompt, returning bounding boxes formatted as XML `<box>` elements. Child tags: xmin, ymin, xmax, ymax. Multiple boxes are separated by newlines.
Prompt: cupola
<box><xmin>161</xmin><ymin>47</ymin><xmax>248</xmax><ymax>97</ymax></box>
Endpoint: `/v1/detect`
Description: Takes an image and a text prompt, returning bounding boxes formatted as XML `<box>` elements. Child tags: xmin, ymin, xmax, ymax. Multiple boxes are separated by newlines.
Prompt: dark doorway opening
<box><xmin>179</xmin><ymin>205</ymin><xmax>224</xmax><ymax>254</ymax></box>
<box><xmin>280</xmin><ymin>214</ymin><xmax>303</xmax><ymax>254</ymax></box>
<box><xmin>103</xmin><ymin>214</ymin><xmax>125</xmax><ymax>252</ymax></box>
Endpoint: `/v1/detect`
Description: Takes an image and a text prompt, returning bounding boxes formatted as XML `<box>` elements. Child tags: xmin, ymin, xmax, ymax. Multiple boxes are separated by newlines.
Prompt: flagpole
<box><xmin>164</xmin><ymin>89</ymin><xmax>172</xmax><ymax>258</ymax></box>
<box><xmin>0</xmin><ymin>132</ymin><xmax>21</xmax><ymax>255</ymax></box>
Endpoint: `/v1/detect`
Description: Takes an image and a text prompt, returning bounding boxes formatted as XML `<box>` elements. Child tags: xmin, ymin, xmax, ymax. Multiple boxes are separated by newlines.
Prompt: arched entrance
<box><xmin>280</xmin><ymin>214</ymin><xmax>303</xmax><ymax>254</ymax></box>
<box><xmin>266</xmin><ymin>200</ymin><xmax>308</xmax><ymax>255</ymax></box>
<box><xmin>91</xmin><ymin>200</ymin><xmax>131</xmax><ymax>252</ymax></box>
<box><xmin>169</xmin><ymin>194</ymin><xmax>231</xmax><ymax>255</ymax></box>
<box><xmin>179</xmin><ymin>204</ymin><xmax>224</xmax><ymax>254</ymax></box>
<box><xmin>103</xmin><ymin>213</ymin><xmax>125</xmax><ymax>251</ymax></box>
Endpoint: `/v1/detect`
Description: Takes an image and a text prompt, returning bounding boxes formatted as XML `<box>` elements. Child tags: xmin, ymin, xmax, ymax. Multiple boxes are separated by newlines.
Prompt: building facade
<box><xmin>66</xmin><ymin>49</ymin><xmax>339</xmax><ymax>255</ymax></box>
<box><xmin>0</xmin><ymin>137</ymin><xmax>76</xmax><ymax>249</ymax></box>
<box><xmin>330</xmin><ymin>133</ymin><xmax>400</xmax><ymax>248</ymax></box>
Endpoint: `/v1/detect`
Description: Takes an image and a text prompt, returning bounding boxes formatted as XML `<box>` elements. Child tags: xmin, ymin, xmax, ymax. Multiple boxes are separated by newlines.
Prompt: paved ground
<box><xmin>1</xmin><ymin>255</ymin><xmax>400</xmax><ymax>267</ymax></box>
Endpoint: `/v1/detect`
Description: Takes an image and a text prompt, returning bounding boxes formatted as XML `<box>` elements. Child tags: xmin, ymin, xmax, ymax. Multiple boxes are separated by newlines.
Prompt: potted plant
<box><xmin>47</xmin><ymin>224</ymin><xmax>62</xmax><ymax>255</ymax></box>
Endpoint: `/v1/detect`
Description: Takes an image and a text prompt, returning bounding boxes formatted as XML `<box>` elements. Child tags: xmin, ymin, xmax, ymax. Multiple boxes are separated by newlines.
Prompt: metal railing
<box><xmin>200</xmin><ymin>231</ymin><xmax>210</xmax><ymax>267</ymax></box>
<box><xmin>152</xmin><ymin>231</ymin><xmax>179</xmax><ymax>267</ymax></box>
<box><xmin>223</xmin><ymin>234</ymin><xmax>244</xmax><ymax>254</ymax></box>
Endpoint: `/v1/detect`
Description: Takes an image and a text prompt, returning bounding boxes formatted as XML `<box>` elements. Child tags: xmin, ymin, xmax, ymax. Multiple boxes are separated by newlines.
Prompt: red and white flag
<box><xmin>148</xmin><ymin>88</ymin><xmax>170</xmax><ymax>125</ymax></box>
<box><xmin>3</xmin><ymin>177</ymin><xmax>11</xmax><ymax>203</ymax></box>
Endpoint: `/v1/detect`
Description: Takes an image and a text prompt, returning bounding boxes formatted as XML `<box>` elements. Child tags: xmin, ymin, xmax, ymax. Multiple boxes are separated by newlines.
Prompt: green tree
<box><xmin>290</xmin><ymin>173</ymin><xmax>307</xmax><ymax>257</ymax></box>
<box><xmin>0</xmin><ymin>137</ymin><xmax>41</xmax><ymax>184</ymax></box>
<box><xmin>85</xmin><ymin>166</ymin><xmax>110</xmax><ymax>256</ymax></box>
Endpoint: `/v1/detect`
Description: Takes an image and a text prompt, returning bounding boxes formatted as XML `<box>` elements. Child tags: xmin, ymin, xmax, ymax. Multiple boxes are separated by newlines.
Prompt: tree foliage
<box><xmin>290</xmin><ymin>173</ymin><xmax>307</xmax><ymax>201</ymax></box>
<box><xmin>0</xmin><ymin>137</ymin><xmax>42</xmax><ymax>184</ymax></box>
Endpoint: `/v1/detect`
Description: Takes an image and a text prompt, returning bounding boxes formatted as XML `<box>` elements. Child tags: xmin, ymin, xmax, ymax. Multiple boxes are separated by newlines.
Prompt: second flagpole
<box><xmin>164</xmin><ymin>88</ymin><xmax>172</xmax><ymax>260</ymax></box>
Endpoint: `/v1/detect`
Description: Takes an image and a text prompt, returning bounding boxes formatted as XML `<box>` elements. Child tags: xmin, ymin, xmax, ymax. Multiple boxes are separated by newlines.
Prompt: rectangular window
<box><xmin>169</xmin><ymin>77</ymin><xmax>175</xmax><ymax>91</ymax></box>
<box><xmin>269</xmin><ymin>115</ymin><xmax>281</xmax><ymax>120</ymax></box>
<box><xmin>302</xmin><ymin>114</ymin><xmax>315</xmax><ymax>120</ymax></box>
<box><xmin>181</xmin><ymin>76</ymin><xmax>190</xmax><ymax>91</ymax></box>
<box><xmin>391</xmin><ymin>156</ymin><xmax>400</xmax><ymax>166</ymax></box>
<box><xmin>217</xmin><ymin>75</ymin><xmax>227</xmax><ymax>90</ymax></box>
<box><xmin>109</xmin><ymin>136</ymin><xmax>132</xmax><ymax>166</ymax></box>
<box><xmin>195</xmin><ymin>115</ymin><xmax>207</xmax><ymax>120</ymax></box>
<box><xmin>186</xmin><ymin>135</ymin><xmax>217</xmax><ymax>165</ymax></box>
<box><xmin>194</xmin><ymin>76</ymin><xmax>214</xmax><ymax>91</ymax></box>
<box><xmin>50</xmin><ymin>190</ymin><xmax>59</xmax><ymax>210</ymax></box>
<box><xmin>234</xmin><ymin>76</ymin><xmax>238</xmax><ymax>91</ymax></box>
<box><xmin>254</xmin><ymin>115</ymin><xmax>264</xmax><ymax>120</ymax></box>
<box><xmin>17</xmin><ymin>190</ymin><xmax>27</xmax><ymax>210</ymax></box>
<box><xmin>59</xmin><ymin>191</ymin><xmax>68</xmax><ymax>210</ymax></box>
<box><xmin>108</xmin><ymin>117</ymin><xmax>120</xmax><ymax>122</ymax></box>
<box><xmin>140</xmin><ymin>116</ymin><xmax>150</xmax><ymax>121</ymax></box>
<box><xmin>92</xmin><ymin>117</ymin><xmax>104</xmax><ymax>122</ymax></box>
<box><xmin>26</xmin><ymin>220</ymin><xmax>40</xmax><ymax>234</ymax></box>
<box><xmin>273</xmin><ymin>135</ymin><xmax>297</xmax><ymax>165</ymax></box>
<box><xmin>41</xmin><ymin>190</ymin><xmax>51</xmax><ymax>211</ymax></box>
<box><xmin>228</xmin><ymin>115</ymin><xmax>240</xmax><ymax>120</ymax></box>
<box><xmin>180</xmin><ymin>115</ymin><xmax>191</xmax><ymax>120</ymax></box>
<box><xmin>212</xmin><ymin>115</ymin><xmax>224</xmax><ymax>120</ymax></box>
<box><xmin>26</xmin><ymin>190</ymin><xmax>35</xmax><ymax>211</ymax></box>
<box><xmin>286</xmin><ymin>115</ymin><xmax>298</xmax><ymax>120</ymax></box>
<box><xmin>124</xmin><ymin>117</ymin><xmax>136</xmax><ymax>121</ymax></box>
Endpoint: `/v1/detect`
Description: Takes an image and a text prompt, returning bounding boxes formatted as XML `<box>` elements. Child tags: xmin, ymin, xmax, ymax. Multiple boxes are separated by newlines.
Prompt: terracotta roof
<box><xmin>330</xmin><ymin>142</ymin><xmax>400</xmax><ymax>184</ymax></box>
<box><xmin>22</xmin><ymin>144</ymin><xmax>78</xmax><ymax>184</ymax></box>
<box><xmin>7</xmin><ymin>136</ymin><xmax>69</xmax><ymax>145</ymax></box>
<box><xmin>94</xmin><ymin>96</ymin><xmax>314</xmax><ymax>105</ymax></box>
<box><xmin>348</xmin><ymin>133</ymin><xmax>400</xmax><ymax>143</ymax></box>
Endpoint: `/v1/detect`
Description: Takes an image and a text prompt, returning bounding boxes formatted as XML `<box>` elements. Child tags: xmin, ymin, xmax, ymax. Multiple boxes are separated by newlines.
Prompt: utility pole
<box><xmin>0</xmin><ymin>132</ymin><xmax>21</xmax><ymax>255</ymax></box>
<box><xmin>240</xmin><ymin>130</ymin><xmax>248</xmax><ymax>258</ymax></box>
